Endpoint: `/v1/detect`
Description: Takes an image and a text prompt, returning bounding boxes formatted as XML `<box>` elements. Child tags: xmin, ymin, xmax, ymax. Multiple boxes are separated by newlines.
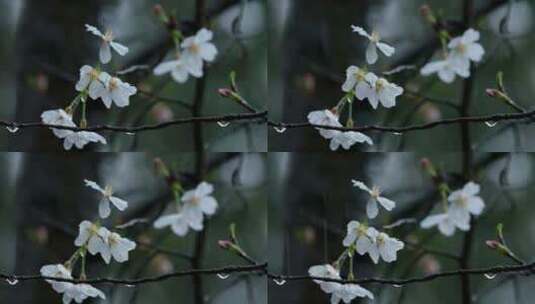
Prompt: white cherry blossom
<box><xmin>331</xmin><ymin>283</ymin><xmax>374</xmax><ymax>303</ymax></box>
<box><xmin>447</xmin><ymin>181</ymin><xmax>485</xmax><ymax>224</ymax></box>
<box><xmin>62</xmin><ymin>283</ymin><xmax>106</xmax><ymax>304</ymax></box>
<box><xmin>307</xmin><ymin>109</ymin><xmax>342</xmax><ymax>139</ymax></box>
<box><xmin>342</xmin><ymin>221</ymin><xmax>375</xmax><ymax>255</ymax></box>
<box><xmin>153</xmin><ymin>53</ymin><xmax>196</xmax><ymax>84</ymax></box>
<box><xmin>448</xmin><ymin>28</ymin><xmax>485</xmax><ymax>65</ymax></box>
<box><xmin>181</xmin><ymin>28</ymin><xmax>218</xmax><ymax>73</ymax></box>
<box><xmin>351</xmin><ymin>180</ymin><xmax>396</xmax><ymax>219</ymax></box>
<box><xmin>40</xmin><ymin>264</ymin><xmax>73</xmax><ymax>294</ymax></box>
<box><xmin>75</xmin><ymin>65</ymin><xmax>107</xmax><ymax>100</ymax></box>
<box><xmin>180</xmin><ymin>182</ymin><xmax>218</xmax><ymax>230</ymax></box>
<box><xmin>420</xmin><ymin>56</ymin><xmax>470</xmax><ymax>83</ymax></box>
<box><xmin>360</xmin><ymin>73</ymin><xmax>403</xmax><ymax>109</ymax></box>
<box><xmin>420</xmin><ymin>212</ymin><xmax>469</xmax><ymax>237</ymax></box>
<box><xmin>84</xmin><ymin>179</ymin><xmax>128</xmax><ymax>219</ymax></box>
<box><xmin>328</xmin><ymin>130</ymin><xmax>373</xmax><ymax>151</ymax></box>
<box><xmin>154</xmin><ymin>212</ymin><xmax>191</xmax><ymax>236</ymax></box>
<box><xmin>375</xmin><ymin>232</ymin><xmax>405</xmax><ymax>263</ymax></box>
<box><xmin>85</xmin><ymin>24</ymin><xmax>129</xmax><ymax>64</ymax></box>
<box><xmin>351</xmin><ymin>25</ymin><xmax>395</xmax><ymax>64</ymax></box>
<box><xmin>98</xmin><ymin>73</ymin><xmax>137</xmax><ymax>108</ymax></box>
<box><xmin>62</xmin><ymin>131</ymin><xmax>107</xmax><ymax>151</ymax></box>
<box><xmin>308</xmin><ymin>264</ymin><xmax>342</xmax><ymax>294</ymax></box>
<box><xmin>341</xmin><ymin>66</ymin><xmax>373</xmax><ymax>100</ymax></box>
<box><xmin>308</xmin><ymin>264</ymin><xmax>374</xmax><ymax>303</ymax></box>
<box><xmin>154</xmin><ymin>182</ymin><xmax>218</xmax><ymax>236</ymax></box>
<box><xmin>41</xmin><ymin>109</ymin><xmax>77</xmax><ymax>138</ymax></box>
<box><xmin>74</xmin><ymin>221</ymin><xmax>107</xmax><ymax>257</ymax></box>
<box><xmin>97</xmin><ymin>228</ymin><xmax>136</xmax><ymax>264</ymax></box>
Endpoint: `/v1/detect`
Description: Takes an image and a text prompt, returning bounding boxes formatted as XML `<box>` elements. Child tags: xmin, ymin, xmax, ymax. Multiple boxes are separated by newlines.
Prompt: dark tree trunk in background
<box><xmin>269</xmin><ymin>0</ymin><xmax>370</xmax><ymax>151</ymax></box>
<box><xmin>8</xmin><ymin>1</ymin><xmax>103</xmax><ymax>302</ymax></box>
<box><xmin>10</xmin><ymin>0</ymin><xmax>101</xmax><ymax>151</ymax></box>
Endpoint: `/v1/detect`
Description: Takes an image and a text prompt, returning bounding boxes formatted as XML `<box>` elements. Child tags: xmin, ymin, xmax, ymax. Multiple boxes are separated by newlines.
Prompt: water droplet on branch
<box><xmin>484</xmin><ymin>273</ymin><xmax>497</xmax><ymax>280</ymax></box>
<box><xmin>485</xmin><ymin>121</ymin><xmax>498</xmax><ymax>128</ymax></box>
<box><xmin>273</xmin><ymin>126</ymin><xmax>287</xmax><ymax>133</ymax></box>
<box><xmin>273</xmin><ymin>278</ymin><xmax>286</xmax><ymax>286</ymax></box>
<box><xmin>6</xmin><ymin>126</ymin><xmax>19</xmax><ymax>133</ymax></box>
<box><xmin>217</xmin><ymin>121</ymin><xmax>230</xmax><ymax>128</ymax></box>
<box><xmin>6</xmin><ymin>278</ymin><xmax>18</xmax><ymax>285</ymax></box>
<box><xmin>217</xmin><ymin>273</ymin><xmax>230</xmax><ymax>280</ymax></box>
<box><xmin>124</xmin><ymin>132</ymin><xmax>136</xmax><ymax>136</ymax></box>
<box><xmin>392</xmin><ymin>132</ymin><xmax>403</xmax><ymax>136</ymax></box>
<box><xmin>124</xmin><ymin>284</ymin><xmax>135</xmax><ymax>288</ymax></box>
<box><xmin>392</xmin><ymin>284</ymin><xmax>402</xmax><ymax>288</ymax></box>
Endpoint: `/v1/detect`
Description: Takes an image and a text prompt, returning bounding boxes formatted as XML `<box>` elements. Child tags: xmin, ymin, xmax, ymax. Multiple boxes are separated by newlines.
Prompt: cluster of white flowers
<box><xmin>308</xmin><ymin>264</ymin><xmax>374</xmax><ymax>303</ymax></box>
<box><xmin>154</xmin><ymin>181</ymin><xmax>218</xmax><ymax>236</ymax></box>
<box><xmin>307</xmin><ymin>109</ymin><xmax>373</xmax><ymax>151</ymax></box>
<box><xmin>421</xmin><ymin>29</ymin><xmax>485</xmax><ymax>83</ymax></box>
<box><xmin>307</xmin><ymin>25</ymin><xmax>404</xmax><ymax>150</ymax></box>
<box><xmin>75</xmin><ymin>220</ymin><xmax>136</xmax><ymax>264</ymax></box>
<box><xmin>154</xmin><ymin>28</ymin><xmax>218</xmax><ymax>83</ymax></box>
<box><xmin>308</xmin><ymin>178</ymin><xmax>404</xmax><ymax>302</ymax></box>
<box><xmin>40</xmin><ymin>264</ymin><xmax>105</xmax><ymax>304</ymax></box>
<box><xmin>41</xmin><ymin>109</ymin><xmax>107</xmax><ymax>150</ymax></box>
<box><xmin>421</xmin><ymin>181</ymin><xmax>485</xmax><ymax>236</ymax></box>
<box><xmin>40</xmin><ymin>24</ymin><xmax>137</xmax><ymax>151</ymax></box>
<box><xmin>40</xmin><ymin>179</ymin><xmax>136</xmax><ymax>303</ymax></box>
<box><xmin>343</xmin><ymin>221</ymin><xmax>404</xmax><ymax>264</ymax></box>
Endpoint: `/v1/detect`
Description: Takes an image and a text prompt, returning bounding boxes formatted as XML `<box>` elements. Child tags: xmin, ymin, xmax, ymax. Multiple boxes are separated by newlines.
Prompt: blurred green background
<box><xmin>269</xmin><ymin>152</ymin><xmax>535</xmax><ymax>303</ymax></box>
<box><xmin>269</xmin><ymin>0</ymin><xmax>535</xmax><ymax>152</ymax></box>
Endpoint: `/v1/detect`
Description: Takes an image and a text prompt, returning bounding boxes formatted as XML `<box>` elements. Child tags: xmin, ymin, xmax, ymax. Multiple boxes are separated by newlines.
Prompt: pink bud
<box><xmin>486</xmin><ymin>240</ymin><xmax>500</xmax><ymax>249</ymax></box>
<box><xmin>486</xmin><ymin>88</ymin><xmax>500</xmax><ymax>98</ymax></box>
<box><xmin>218</xmin><ymin>88</ymin><xmax>233</xmax><ymax>98</ymax></box>
<box><xmin>218</xmin><ymin>240</ymin><xmax>233</xmax><ymax>249</ymax></box>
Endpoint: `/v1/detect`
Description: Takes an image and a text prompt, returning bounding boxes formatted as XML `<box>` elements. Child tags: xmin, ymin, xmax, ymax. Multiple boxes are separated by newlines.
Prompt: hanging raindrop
<box><xmin>485</xmin><ymin>121</ymin><xmax>498</xmax><ymax>128</ymax></box>
<box><xmin>392</xmin><ymin>132</ymin><xmax>403</xmax><ymax>136</ymax></box>
<box><xmin>484</xmin><ymin>273</ymin><xmax>497</xmax><ymax>280</ymax></box>
<box><xmin>217</xmin><ymin>121</ymin><xmax>230</xmax><ymax>128</ymax></box>
<box><xmin>217</xmin><ymin>273</ymin><xmax>230</xmax><ymax>280</ymax></box>
<box><xmin>392</xmin><ymin>284</ymin><xmax>402</xmax><ymax>288</ymax></box>
<box><xmin>6</xmin><ymin>126</ymin><xmax>19</xmax><ymax>133</ymax></box>
<box><xmin>124</xmin><ymin>132</ymin><xmax>136</xmax><ymax>136</ymax></box>
<box><xmin>124</xmin><ymin>284</ymin><xmax>135</xmax><ymax>288</ymax></box>
<box><xmin>6</xmin><ymin>278</ymin><xmax>18</xmax><ymax>285</ymax></box>
<box><xmin>273</xmin><ymin>278</ymin><xmax>286</xmax><ymax>286</ymax></box>
<box><xmin>274</xmin><ymin>126</ymin><xmax>287</xmax><ymax>134</ymax></box>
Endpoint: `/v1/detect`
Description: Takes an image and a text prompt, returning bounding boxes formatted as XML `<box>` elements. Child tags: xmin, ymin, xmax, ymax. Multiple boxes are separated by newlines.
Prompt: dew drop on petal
<box><xmin>273</xmin><ymin>278</ymin><xmax>286</xmax><ymax>286</ymax></box>
<box><xmin>485</xmin><ymin>121</ymin><xmax>498</xmax><ymax>128</ymax></box>
<box><xmin>484</xmin><ymin>273</ymin><xmax>497</xmax><ymax>280</ymax></box>
<box><xmin>6</xmin><ymin>126</ymin><xmax>19</xmax><ymax>133</ymax></box>
<box><xmin>273</xmin><ymin>126</ymin><xmax>287</xmax><ymax>134</ymax></box>
<box><xmin>6</xmin><ymin>278</ymin><xmax>19</xmax><ymax>285</ymax></box>
<box><xmin>217</xmin><ymin>121</ymin><xmax>230</xmax><ymax>128</ymax></box>
<box><xmin>217</xmin><ymin>273</ymin><xmax>230</xmax><ymax>280</ymax></box>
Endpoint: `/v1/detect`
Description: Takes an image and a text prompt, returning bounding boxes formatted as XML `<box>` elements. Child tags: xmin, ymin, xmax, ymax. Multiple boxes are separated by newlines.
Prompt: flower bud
<box><xmin>486</xmin><ymin>88</ymin><xmax>500</xmax><ymax>98</ymax></box>
<box><xmin>218</xmin><ymin>88</ymin><xmax>233</xmax><ymax>98</ymax></box>
<box><xmin>485</xmin><ymin>240</ymin><xmax>500</xmax><ymax>249</ymax></box>
<box><xmin>218</xmin><ymin>240</ymin><xmax>233</xmax><ymax>249</ymax></box>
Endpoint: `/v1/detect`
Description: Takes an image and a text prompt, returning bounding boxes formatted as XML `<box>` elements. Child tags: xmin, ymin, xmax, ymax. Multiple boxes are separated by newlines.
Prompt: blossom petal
<box><xmin>365</xmin><ymin>43</ymin><xmax>378</xmax><ymax>65</ymax></box>
<box><xmin>366</xmin><ymin>198</ymin><xmax>379</xmax><ymax>219</ymax></box>
<box><xmin>99</xmin><ymin>42</ymin><xmax>112</xmax><ymax>64</ymax></box>
<box><xmin>110</xmin><ymin>41</ymin><xmax>129</xmax><ymax>56</ymax></box>
<box><xmin>376</xmin><ymin>42</ymin><xmax>395</xmax><ymax>57</ymax></box>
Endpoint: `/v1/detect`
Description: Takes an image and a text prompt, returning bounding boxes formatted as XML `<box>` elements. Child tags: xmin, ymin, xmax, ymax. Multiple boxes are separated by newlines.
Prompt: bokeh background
<box><xmin>0</xmin><ymin>152</ymin><xmax>267</xmax><ymax>303</ymax></box>
<box><xmin>269</xmin><ymin>0</ymin><xmax>535</xmax><ymax>152</ymax></box>
<box><xmin>269</xmin><ymin>152</ymin><xmax>535</xmax><ymax>303</ymax></box>
<box><xmin>0</xmin><ymin>0</ymin><xmax>267</xmax><ymax>152</ymax></box>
